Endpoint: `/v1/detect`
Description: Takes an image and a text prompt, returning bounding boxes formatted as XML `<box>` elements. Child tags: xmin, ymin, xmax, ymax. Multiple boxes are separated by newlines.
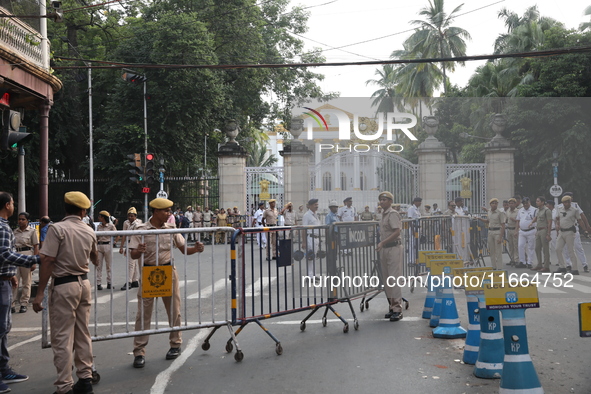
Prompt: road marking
<box><xmin>187</xmin><ymin>278</ymin><xmax>228</xmax><ymax>300</ymax></box>
<box><xmin>8</xmin><ymin>334</ymin><xmax>42</xmax><ymax>351</ymax></box>
<box><xmin>536</xmin><ymin>286</ymin><xmax>566</xmax><ymax>294</ymax></box>
<box><xmin>151</xmin><ymin>330</ymin><xmax>208</xmax><ymax>394</ymax></box>
<box><xmin>269</xmin><ymin>316</ymin><xmax>423</xmax><ymax>325</ymax></box>
<box><xmin>245</xmin><ymin>277</ymin><xmax>276</xmax><ymax>297</ymax></box>
<box><xmin>571</xmin><ymin>283</ymin><xmax>591</xmax><ymax>293</ymax></box>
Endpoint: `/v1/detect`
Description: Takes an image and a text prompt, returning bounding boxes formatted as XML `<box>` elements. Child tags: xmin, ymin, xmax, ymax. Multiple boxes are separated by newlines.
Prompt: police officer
<box><xmin>505</xmin><ymin>198</ymin><xmax>519</xmax><ymax>266</ymax></box>
<box><xmin>12</xmin><ymin>212</ymin><xmax>38</xmax><ymax>313</ymax></box>
<box><xmin>377</xmin><ymin>192</ymin><xmax>403</xmax><ymax>321</ymax></box>
<box><xmin>96</xmin><ymin>211</ymin><xmax>116</xmax><ymax>290</ymax></box>
<box><xmin>360</xmin><ymin>206</ymin><xmax>374</xmax><ymax>221</ymax></box>
<box><xmin>0</xmin><ymin>192</ymin><xmax>38</xmax><ymax>391</ymax></box>
<box><xmin>337</xmin><ymin>197</ymin><xmax>357</xmax><ymax>221</ymax></box>
<box><xmin>262</xmin><ymin>199</ymin><xmax>279</xmax><ymax>259</ymax></box>
<box><xmin>302</xmin><ymin>199</ymin><xmax>321</xmax><ymax>278</ymax></box>
<box><xmin>252</xmin><ymin>202</ymin><xmax>267</xmax><ymax>249</ymax></box>
<box><xmin>477</xmin><ymin>198</ymin><xmax>505</xmax><ymax>269</ymax></box>
<box><xmin>555</xmin><ymin>195</ymin><xmax>585</xmax><ymax>275</ymax></box>
<box><xmin>530</xmin><ymin>196</ymin><xmax>552</xmax><ymax>272</ymax></box>
<box><xmin>515</xmin><ymin>197</ymin><xmax>537</xmax><ymax>269</ymax></box>
<box><xmin>128</xmin><ymin>198</ymin><xmax>204</xmax><ymax>368</ymax></box>
<box><xmin>120</xmin><ymin>207</ymin><xmax>142</xmax><ymax>290</ymax></box>
<box><xmin>33</xmin><ymin>191</ymin><xmax>98</xmax><ymax>394</ymax></box>
<box><xmin>325</xmin><ymin>200</ymin><xmax>339</xmax><ymax>225</ymax></box>
<box><xmin>280</xmin><ymin>202</ymin><xmax>296</xmax><ymax>227</ymax></box>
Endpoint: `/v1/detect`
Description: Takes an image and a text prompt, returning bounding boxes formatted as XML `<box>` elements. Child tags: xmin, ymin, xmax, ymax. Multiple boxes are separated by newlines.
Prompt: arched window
<box><xmin>323</xmin><ymin>172</ymin><xmax>332</xmax><ymax>191</ymax></box>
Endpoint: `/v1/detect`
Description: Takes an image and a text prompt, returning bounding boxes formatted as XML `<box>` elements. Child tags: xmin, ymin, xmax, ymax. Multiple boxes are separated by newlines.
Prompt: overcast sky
<box><xmin>289</xmin><ymin>0</ymin><xmax>590</xmax><ymax>97</ymax></box>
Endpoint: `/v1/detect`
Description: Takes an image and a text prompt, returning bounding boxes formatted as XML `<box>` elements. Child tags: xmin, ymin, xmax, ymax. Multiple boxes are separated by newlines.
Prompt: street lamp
<box><xmin>552</xmin><ymin>150</ymin><xmax>559</xmax><ymax>205</ymax></box>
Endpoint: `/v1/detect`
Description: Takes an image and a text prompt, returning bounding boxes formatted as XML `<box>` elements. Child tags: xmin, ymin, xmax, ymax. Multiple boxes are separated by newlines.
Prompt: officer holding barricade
<box><xmin>128</xmin><ymin>198</ymin><xmax>204</xmax><ymax>368</ymax></box>
<box><xmin>555</xmin><ymin>195</ymin><xmax>586</xmax><ymax>275</ymax></box>
<box><xmin>477</xmin><ymin>198</ymin><xmax>505</xmax><ymax>269</ymax></box>
<box><xmin>376</xmin><ymin>192</ymin><xmax>404</xmax><ymax>322</ymax></box>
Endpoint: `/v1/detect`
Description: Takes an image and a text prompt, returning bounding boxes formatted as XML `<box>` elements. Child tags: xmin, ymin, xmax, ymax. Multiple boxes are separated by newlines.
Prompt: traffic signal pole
<box><xmin>143</xmin><ymin>79</ymin><xmax>148</xmax><ymax>222</ymax></box>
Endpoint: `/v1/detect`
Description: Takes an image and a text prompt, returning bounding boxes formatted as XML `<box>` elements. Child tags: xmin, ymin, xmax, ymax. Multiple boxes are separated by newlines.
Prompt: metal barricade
<box><xmin>40</xmin><ymin>227</ymin><xmax>237</xmax><ymax>350</ymax></box>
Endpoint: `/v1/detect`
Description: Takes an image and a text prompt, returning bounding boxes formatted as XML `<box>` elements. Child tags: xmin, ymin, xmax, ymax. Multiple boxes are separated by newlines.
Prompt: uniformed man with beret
<box><xmin>128</xmin><ymin>198</ymin><xmax>204</xmax><ymax>368</ymax></box>
<box><xmin>555</xmin><ymin>195</ymin><xmax>585</xmax><ymax>275</ymax></box>
<box><xmin>376</xmin><ymin>191</ymin><xmax>404</xmax><ymax>321</ymax></box>
<box><xmin>337</xmin><ymin>197</ymin><xmax>357</xmax><ymax>222</ymax></box>
<box><xmin>33</xmin><ymin>191</ymin><xmax>98</xmax><ymax>394</ymax></box>
<box><xmin>477</xmin><ymin>198</ymin><xmax>506</xmax><ymax>269</ymax></box>
<box><xmin>263</xmin><ymin>199</ymin><xmax>279</xmax><ymax>259</ymax></box>
<box><xmin>120</xmin><ymin>207</ymin><xmax>142</xmax><ymax>290</ymax></box>
<box><xmin>0</xmin><ymin>192</ymin><xmax>40</xmax><ymax>391</ymax></box>
<box><xmin>96</xmin><ymin>210</ymin><xmax>116</xmax><ymax>290</ymax></box>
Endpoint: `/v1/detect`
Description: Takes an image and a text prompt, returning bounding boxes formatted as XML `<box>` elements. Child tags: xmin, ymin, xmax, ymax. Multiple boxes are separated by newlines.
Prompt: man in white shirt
<box><xmin>515</xmin><ymin>197</ymin><xmax>537</xmax><ymax>269</ymax></box>
<box><xmin>453</xmin><ymin>197</ymin><xmax>472</xmax><ymax>263</ymax></box>
<box><xmin>185</xmin><ymin>206</ymin><xmax>195</xmax><ymax>242</ymax></box>
<box><xmin>337</xmin><ymin>197</ymin><xmax>357</xmax><ymax>222</ymax></box>
<box><xmin>407</xmin><ymin>197</ymin><xmax>422</xmax><ymax>220</ymax></box>
<box><xmin>556</xmin><ymin>192</ymin><xmax>589</xmax><ymax>272</ymax></box>
<box><xmin>302</xmin><ymin>199</ymin><xmax>321</xmax><ymax>277</ymax></box>
<box><xmin>406</xmin><ymin>197</ymin><xmax>422</xmax><ymax>264</ymax></box>
<box><xmin>252</xmin><ymin>202</ymin><xmax>267</xmax><ymax>248</ymax></box>
<box><xmin>546</xmin><ymin>200</ymin><xmax>558</xmax><ymax>263</ymax></box>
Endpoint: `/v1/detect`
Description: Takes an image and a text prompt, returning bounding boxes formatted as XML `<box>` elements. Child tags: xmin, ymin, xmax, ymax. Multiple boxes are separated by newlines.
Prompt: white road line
<box><xmin>536</xmin><ymin>286</ymin><xmax>566</xmax><ymax>294</ymax></box>
<box><xmin>269</xmin><ymin>316</ymin><xmax>423</xmax><ymax>324</ymax></box>
<box><xmin>571</xmin><ymin>283</ymin><xmax>591</xmax><ymax>293</ymax></box>
<box><xmin>151</xmin><ymin>330</ymin><xmax>208</xmax><ymax>394</ymax></box>
<box><xmin>8</xmin><ymin>334</ymin><xmax>42</xmax><ymax>351</ymax></box>
<box><xmin>186</xmin><ymin>278</ymin><xmax>228</xmax><ymax>300</ymax></box>
<box><xmin>245</xmin><ymin>277</ymin><xmax>276</xmax><ymax>297</ymax></box>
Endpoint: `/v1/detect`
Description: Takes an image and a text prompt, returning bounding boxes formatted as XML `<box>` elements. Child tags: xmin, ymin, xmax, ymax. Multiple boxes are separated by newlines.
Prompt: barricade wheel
<box><xmin>360</xmin><ymin>301</ymin><xmax>365</xmax><ymax>312</ymax></box>
<box><xmin>202</xmin><ymin>341</ymin><xmax>211</xmax><ymax>351</ymax></box>
<box><xmin>343</xmin><ymin>323</ymin><xmax>349</xmax><ymax>333</ymax></box>
<box><xmin>276</xmin><ymin>343</ymin><xmax>283</xmax><ymax>355</ymax></box>
<box><xmin>225</xmin><ymin>341</ymin><xmax>234</xmax><ymax>353</ymax></box>
<box><xmin>354</xmin><ymin>320</ymin><xmax>359</xmax><ymax>330</ymax></box>
<box><xmin>91</xmin><ymin>371</ymin><xmax>100</xmax><ymax>384</ymax></box>
<box><xmin>300</xmin><ymin>322</ymin><xmax>306</xmax><ymax>331</ymax></box>
<box><xmin>235</xmin><ymin>351</ymin><xmax>244</xmax><ymax>362</ymax></box>
<box><xmin>365</xmin><ymin>301</ymin><xmax>370</xmax><ymax>310</ymax></box>
<box><xmin>404</xmin><ymin>300</ymin><xmax>410</xmax><ymax>310</ymax></box>
<box><xmin>322</xmin><ymin>317</ymin><xmax>327</xmax><ymax>327</ymax></box>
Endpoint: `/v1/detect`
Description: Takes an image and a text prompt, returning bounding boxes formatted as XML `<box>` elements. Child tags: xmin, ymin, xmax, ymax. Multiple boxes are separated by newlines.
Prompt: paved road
<box><xmin>7</xmin><ymin>238</ymin><xmax>591</xmax><ymax>393</ymax></box>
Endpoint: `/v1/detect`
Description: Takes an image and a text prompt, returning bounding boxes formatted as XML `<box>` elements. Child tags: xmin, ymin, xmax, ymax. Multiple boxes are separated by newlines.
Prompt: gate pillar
<box><xmin>281</xmin><ymin>120</ymin><xmax>312</xmax><ymax>209</ymax></box>
<box><xmin>484</xmin><ymin>115</ymin><xmax>516</xmax><ymax>201</ymax></box>
<box><xmin>218</xmin><ymin>122</ymin><xmax>248</xmax><ymax>211</ymax></box>
<box><xmin>416</xmin><ymin>116</ymin><xmax>448</xmax><ymax>208</ymax></box>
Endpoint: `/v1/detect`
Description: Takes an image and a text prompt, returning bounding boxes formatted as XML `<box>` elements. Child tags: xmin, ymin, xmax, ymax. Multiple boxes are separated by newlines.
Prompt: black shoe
<box><xmin>166</xmin><ymin>347</ymin><xmax>181</xmax><ymax>360</ymax></box>
<box><xmin>515</xmin><ymin>262</ymin><xmax>525</xmax><ymax>268</ymax></box>
<box><xmin>585</xmin><ymin>266</ymin><xmax>589</xmax><ymax>273</ymax></box>
<box><xmin>72</xmin><ymin>377</ymin><xmax>94</xmax><ymax>394</ymax></box>
<box><xmin>106</xmin><ymin>283</ymin><xmax>112</xmax><ymax>290</ymax></box>
<box><xmin>121</xmin><ymin>283</ymin><xmax>131</xmax><ymax>290</ymax></box>
<box><xmin>19</xmin><ymin>306</ymin><xmax>27</xmax><ymax>313</ymax></box>
<box><xmin>506</xmin><ymin>261</ymin><xmax>514</xmax><ymax>266</ymax></box>
<box><xmin>390</xmin><ymin>312</ymin><xmax>403</xmax><ymax>321</ymax></box>
<box><xmin>97</xmin><ymin>284</ymin><xmax>103</xmax><ymax>290</ymax></box>
<box><xmin>554</xmin><ymin>267</ymin><xmax>567</xmax><ymax>274</ymax></box>
<box><xmin>10</xmin><ymin>307</ymin><xmax>15</xmax><ymax>314</ymax></box>
<box><xmin>131</xmin><ymin>281</ymin><xmax>139</xmax><ymax>288</ymax></box>
<box><xmin>566</xmin><ymin>266</ymin><xmax>572</xmax><ymax>272</ymax></box>
<box><xmin>384</xmin><ymin>310</ymin><xmax>394</xmax><ymax>319</ymax></box>
<box><xmin>133</xmin><ymin>355</ymin><xmax>145</xmax><ymax>368</ymax></box>
<box><xmin>571</xmin><ymin>270</ymin><xmax>580</xmax><ymax>275</ymax></box>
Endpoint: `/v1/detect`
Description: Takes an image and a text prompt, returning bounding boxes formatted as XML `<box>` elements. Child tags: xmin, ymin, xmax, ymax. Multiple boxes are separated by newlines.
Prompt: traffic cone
<box><xmin>432</xmin><ymin>277</ymin><xmax>467</xmax><ymax>339</ymax></box>
<box><xmin>429</xmin><ymin>282</ymin><xmax>443</xmax><ymax>328</ymax></box>
<box><xmin>473</xmin><ymin>297</ymin><xmax>503</xmax><ymax>379</ymax></box>
<box><xmin>422</xmin><ymin>274</ymin><xmax>435</xmax><ymax>319</ymax></box>
<box><xmin>462</xmin><ymin>294</ymin><xmax>480</xmax><ymax>364</ymax></box>
<box><xmin>499</xmin><ymin>309</ymin><xmax>543</xmax><ymax>393</ymax></box>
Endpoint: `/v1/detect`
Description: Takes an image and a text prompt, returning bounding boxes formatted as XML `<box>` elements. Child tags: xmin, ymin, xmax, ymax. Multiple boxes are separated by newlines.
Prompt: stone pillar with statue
<box><xmin>280</xmin><ymin>119</ymin><xmax>312</xmax><ymax>210</ymax></box>
<box><xmin>484</xmin><ymin>114</ymin><xmax>516</xmax><ymax>201</ymax></box>
<box><xmin>218</xmin><ymin>120</ymin><xmax>248</xmax><ymax>212</ymax></box>
<box><xmin>416</xmin><ymin>116</ymin><xmax>448</xmax><ymax>208</ymax></box>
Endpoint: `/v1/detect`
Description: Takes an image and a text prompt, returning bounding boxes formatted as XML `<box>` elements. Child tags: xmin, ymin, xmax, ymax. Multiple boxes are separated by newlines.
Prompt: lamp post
<box><xmin>552</xmin><ymin>150</ymin><xmax>559</xmax><ymax>206</ymax></box>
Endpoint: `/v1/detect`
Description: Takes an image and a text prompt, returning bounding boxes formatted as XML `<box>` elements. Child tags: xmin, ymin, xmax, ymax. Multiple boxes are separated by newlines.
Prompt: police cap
<box><xmin>561</xmin><ymin>195</ymin><xmax>572</xmax><ymax>202</ymax></box>
<box><xmin>378</xmin><ymin>191</ymin><xmax>393</xmax><ymax>201</ymax></box>
<box><xmin>127</xmin><ymin>207</ymin><xmax>137</xmax><ymax>214</ymax></box>
<box><xmin>308</xmin><ymin>198</ymin><xmax>319</xmax><ymax>205</ymax></box>
<box><xmin>149</xmin><ymin>198</ymin><xmax>174</xmax><ymax>209</ymax></box>
<box><xmin>99</xmin><ymin>210</ymin><xmax>110</xmax><ymax>217</ymax></box>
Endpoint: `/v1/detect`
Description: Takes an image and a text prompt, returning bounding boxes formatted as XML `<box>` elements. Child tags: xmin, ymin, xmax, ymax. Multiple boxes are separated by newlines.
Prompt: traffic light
<box><xmin>49</xmin><ymin>1</ymin><xmax>64</xmax><ymax>23</ymax></box>
<box><xmin>145</xmin><ymin>153</ymin><xmax>156</xmax><ymax>185</ymax></box>
<box><xmin>1</xmin><ymin>110</ymin><xmax>31</xmax><ymax>150</ymax></box>
<box><xmin>127</xmin><ymin>153</ymin><xmax>143</xmax><ymax>184</ymax></box>
<box><xmin>122</xmin><ymin>73</ymin><xmax>147</xmax><ymax>84</ymax></box>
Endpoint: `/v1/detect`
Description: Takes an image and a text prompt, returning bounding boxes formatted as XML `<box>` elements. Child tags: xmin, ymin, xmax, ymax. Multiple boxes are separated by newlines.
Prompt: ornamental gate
<box><xmin>245</xmin><ymin>167</ymin><xmax>284</xmax><ymax>214</ymax></box>
<box><xmin>445</xmin><ymin>164</ymin><xmax>487</xmax><ymax>214</ymax></box>
<box><xmin>310</xmin><ymin>151</ymin><xmax>419</xmax><ymax>211</ymax></box>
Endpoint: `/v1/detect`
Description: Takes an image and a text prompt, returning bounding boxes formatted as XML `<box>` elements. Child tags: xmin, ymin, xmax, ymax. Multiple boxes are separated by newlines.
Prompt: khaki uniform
<box><xmin>534</xmin><ymin>206</ymin><xmax>553</xmax><ymax>270</ymax></box>
<box><xmin>216</xmin><ymin>213</ymin><xmax>228</xmax><ymax>244</ymax></box>
<box><xmin>505</xmin><ymin>208</ymin><xmax>519</xmax><ymax>263</ymax></box>
<box><xmin>556</xmin><ymin>206</ymin><xmax>581</xmax><ymax>271</ymax></box>
<box><xmin>42</xmin><ymin>216</ymin><xmax>97</xmax><ymax>394</ymax></box>
<box><xmin>379</xmin><ymin>207</ymin><xmax>403</xmax><ymax>313</ymax></box>
<box><xmin>360</xmin><ymin>211</ymin><xmax>374</xmax><ymax>221</ymax></box>
<box><xmin>296</xmin><ymin>210</ymin><xmax>305</xmax><ymax>225</ymax></box>
<box><xmin>122</xmin><ymin>219</ymin><xmax>142</xmax><ymax>283</ymax></box>
<box><xmin>96</xmin><ymin>222</ymin><xmax>116</xmax><ymax>286</ymax></box>
<box><xmin>202</xmin><ymin>211</ymin><xmax>213</xmax><ymax>242</ymax></box>
<box><xmin>193</xmin><ymin>211</ymin><xmax>203</xmax><ymax>241</ymax></box>
<box><xmin>283</xmin><ymin>210</ymin><xmax>296</xmax><ymax>226</ymax></box>
<box><xmin>129</xmin><ymin>221</ymin><xmax>186</xmax><ymax>356</ymax></box>
<box><xmin>12</xmin><ymin>226</ymin><xmax>38</xmax><ymax>307</ymax></box>
<box><xmin>263</xmin><ymin>208</ymin><xmax>279</xmax><ymax>258</ymax></box>
<box><xmin>486</xmin><ymin>210</ymin><xmax>506</xmax><ymax>269</ymax></box>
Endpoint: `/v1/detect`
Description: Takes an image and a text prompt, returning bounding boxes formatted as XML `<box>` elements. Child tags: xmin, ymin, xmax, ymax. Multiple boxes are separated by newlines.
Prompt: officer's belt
<box><xmin>16</xmin><ymin>246</ymin><xmax>32</xmax><ymax>252</ymax></box>
<box><xmin>489</xmin><ymin>227</ymin><xmax>501</xmax><ymax>231</ymax></box>
<box><xmin>54</xmin><ymin>273</ymin><xmax>88</xmax><ymax>286</ymax></box>
<box><xmin>266</xmin><ymin>224</ymin><xmax>277</xmax><ymax>226</ymax></box>
<box><xmin>560</xmin><ymin>226</ymin><xmax>576</xmax><ymax>232</ymax></box>
<box><xmin>383</xmin><ymin>239</ymin><xmax>401</xmax><ymax>248</ymax></box>
<box><xmin>145</xmin><ymin>261</ymin><xmax>171</xmax><ymax>267</ymax></box>
<box><xmin>98</xmin><ymin>241</ymin><xmax>110</xmax><ymax>245</ymax></box>
<box><xmin>521</xmin><ymin>228</ymin><xmax>535</xmax><ymax>232</ymax></box>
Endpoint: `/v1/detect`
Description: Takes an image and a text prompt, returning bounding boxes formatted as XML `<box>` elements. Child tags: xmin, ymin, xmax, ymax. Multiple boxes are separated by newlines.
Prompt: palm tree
<box><xmin>365</xmin><ymin>64</ymin><xmax>406</xmax><ymax>114</ymax></box>
<box><xmin>579</xmin><ymin>5</ymin><xmax>591</xmax><ymax>31</ymax></box>
<box><xmin>405</xmin><ymin>0</ymin><xmax>471</xmax><ymax>94</ymax></box>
